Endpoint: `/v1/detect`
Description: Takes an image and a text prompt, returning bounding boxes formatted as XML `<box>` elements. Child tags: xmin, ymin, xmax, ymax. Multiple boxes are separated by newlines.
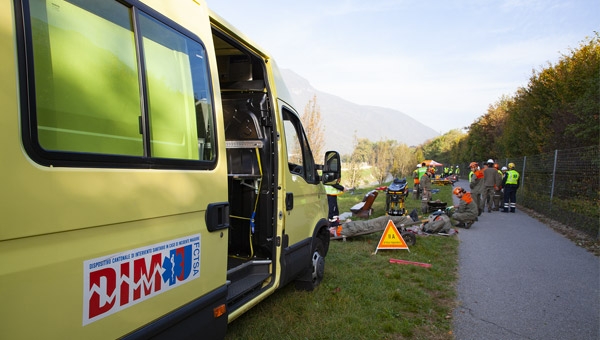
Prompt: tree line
<box><xmin>441</xmin><ymin>33</ymin><xmax>599</xmax><ymax>163</ymax></box>
<box><xmin>302</xmin><ymin>33</ymin><xmax>599</xmax><ymax>187</ymax></box>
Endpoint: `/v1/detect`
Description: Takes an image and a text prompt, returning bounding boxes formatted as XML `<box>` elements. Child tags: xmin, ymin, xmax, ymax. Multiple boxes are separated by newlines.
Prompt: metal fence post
<box><xmin>550</xmin><ymin>149</ymin><xmax>558</xmax><ymax>204</ymax></box>
<box><xmin>521</xmin><ymin>156</ymin><xmax>526</xmax><ymax>195</ymax></box>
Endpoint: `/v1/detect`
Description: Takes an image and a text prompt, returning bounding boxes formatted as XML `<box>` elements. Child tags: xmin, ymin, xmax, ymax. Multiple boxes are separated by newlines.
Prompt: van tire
<box><xmin>295</xmin><ymin>238</ymin><xmax>325</xmax><ymax>291</ymax></box>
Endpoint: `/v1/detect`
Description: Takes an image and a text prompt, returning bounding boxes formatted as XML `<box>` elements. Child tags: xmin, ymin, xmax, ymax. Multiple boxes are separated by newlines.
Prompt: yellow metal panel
<box><xmin>1</xmin><ymin>216</ymin><xmax>227</xmax><ymax>339</ymax></box>
<box><xmin>0</xmin><ymin>0</ymin><xmax>229</xmax><ymax>338</ymax></box>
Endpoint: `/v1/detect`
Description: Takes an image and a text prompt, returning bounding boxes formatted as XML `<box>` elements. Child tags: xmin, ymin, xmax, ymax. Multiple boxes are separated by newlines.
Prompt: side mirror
<box><xmin>322</xmin><ymin>151</ymin><xmax>341</xmax><ymax>185</ymax></box>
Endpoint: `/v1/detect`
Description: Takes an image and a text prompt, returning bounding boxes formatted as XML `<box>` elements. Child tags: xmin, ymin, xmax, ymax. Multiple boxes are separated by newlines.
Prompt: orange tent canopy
<box><xmin>422</xmin><ymin>160</ymin><xmax>443</xmax><ymax>166</ymax></box>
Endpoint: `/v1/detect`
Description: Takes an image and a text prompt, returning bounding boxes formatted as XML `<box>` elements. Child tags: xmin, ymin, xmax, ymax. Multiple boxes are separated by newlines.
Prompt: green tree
<box><xmin>414</xmin><ymin>147</ymin><xmax>425</xmax><ymax>166</ymax></box>
<box><xmin>353</xmin><ymin>138</ymin><xmax>373</xmax><ymax>164</ymax></box>
<box><xmin>547</xmin><ymin>33</ymin><xmax>599</xmax><ymax>149</ymax></box>
<box><xmin>501</xmin><ymin>33</ymin><xmax>599</xmax><ymax>155</ymax></box>
<box><xmin>389</xmin><ymin>143</ymin><xmax>415</xmax><ymax>179</ymax></box>
<box><xmin>463</xmin><ymin>96</ymin><xmax>511</xmax><ymax>160</ymax></box>
<box><xmin>421</xmin><ymin>129</ymin><xmax>466</xmax><ymax>162</ymax></box>
<box><xmin>448</xmin><ymin>131</ymin><xmax>469</xmax><ymax>164</ymax></box>
<box><xmin>371</xmin><ymin>139</ymin><xmax>396</xmax><ymax>184</ymax></box>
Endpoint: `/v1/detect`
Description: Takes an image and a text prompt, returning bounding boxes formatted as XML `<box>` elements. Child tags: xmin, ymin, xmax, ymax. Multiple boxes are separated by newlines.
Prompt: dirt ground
<box><xmin>520</xmin><ymin>206</ymin><xmax>600</xmax><ymax>257</ymax></box>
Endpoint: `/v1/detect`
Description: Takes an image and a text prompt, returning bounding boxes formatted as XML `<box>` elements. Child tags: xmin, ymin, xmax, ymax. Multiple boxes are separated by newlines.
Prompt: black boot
<box><xmin>409</xmin><ymin>209</ymin><xmax>419</xmax><ymax>222</ymax></box>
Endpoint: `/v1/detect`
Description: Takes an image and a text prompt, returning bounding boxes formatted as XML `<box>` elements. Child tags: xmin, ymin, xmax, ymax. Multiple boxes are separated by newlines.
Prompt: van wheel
<box><xmin>295</xmin><ymin>238</ymin><xmax>325</xmax><ymax>291</ymax></box>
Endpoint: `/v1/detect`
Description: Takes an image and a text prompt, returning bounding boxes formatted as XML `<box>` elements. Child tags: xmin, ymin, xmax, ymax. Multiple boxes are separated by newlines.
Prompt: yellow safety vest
<box><xmin>505</xmin><ymin>170</ymin><xmax>519</xmax><ymax>185</ymax></box>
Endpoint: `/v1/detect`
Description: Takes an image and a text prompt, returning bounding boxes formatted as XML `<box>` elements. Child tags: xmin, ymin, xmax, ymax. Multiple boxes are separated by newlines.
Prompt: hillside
<box><xmin>281</xmin><ymin>69</ymin><xmax>439</xmax><ymax>156</ymax></box>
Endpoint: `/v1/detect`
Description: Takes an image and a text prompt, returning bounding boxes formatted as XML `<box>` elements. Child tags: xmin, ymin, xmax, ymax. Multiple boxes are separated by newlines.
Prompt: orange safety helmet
<box><xmin>469</xmin><ymin>161</ymin><xmax>478</xmax><ymax>168</ymax></box>
<box><xmin>453</xmin><ymin>186</ymin><xmax>463</xmax><ymax>195</ymax></box>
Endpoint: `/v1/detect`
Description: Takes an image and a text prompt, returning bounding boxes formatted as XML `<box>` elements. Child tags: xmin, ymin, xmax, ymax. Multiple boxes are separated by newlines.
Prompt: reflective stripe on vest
<box><xmin>324</xmin><ymin>185</ymin><xmax>343</xmax><ymax>195</ymax></box>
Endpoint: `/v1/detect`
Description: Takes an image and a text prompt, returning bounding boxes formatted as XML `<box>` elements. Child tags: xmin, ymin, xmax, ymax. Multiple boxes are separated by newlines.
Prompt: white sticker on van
<box><xmin>83</xmin><ymin>234</ymin><xmax>201</xmax><ymax>325</ymax></box>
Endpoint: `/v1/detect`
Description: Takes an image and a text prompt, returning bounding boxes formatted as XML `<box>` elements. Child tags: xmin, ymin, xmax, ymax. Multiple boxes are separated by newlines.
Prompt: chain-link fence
<box><xmin>458</xmin><ymin>145</ymin><xmax>600</xmax><ymax>239</ymax></box>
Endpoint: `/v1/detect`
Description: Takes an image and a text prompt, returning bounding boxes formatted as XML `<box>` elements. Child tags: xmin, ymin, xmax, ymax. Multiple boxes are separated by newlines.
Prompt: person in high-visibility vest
<box><xmin>414</xmin><ymin>162</ymin><xmax>427</xmax><ymax>199</ymax></box>
<box><xmin>502</xmin><ymin>162</ymin><xmax>520</xmax><ymax>212</ymax></box>
<box><xmin>468</xmin><ymin>162</ymin><xmax>477</xmax><ymax>182</ymax></box>
<box><xmin>417</xmin><ymin>162</ymin><xmax>428</xmax><ymax>179</ymax></box>
<box><xmin>412</xmin><ymin>164</ymin><xmax>422</xmax><ymax>199</ymax></box>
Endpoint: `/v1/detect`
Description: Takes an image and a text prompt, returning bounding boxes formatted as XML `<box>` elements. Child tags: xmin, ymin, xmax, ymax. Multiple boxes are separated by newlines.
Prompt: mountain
<box><xmin>280</xmin><ymin>69</ymin><xmax>439</xmax><ymax>156</ymax></box>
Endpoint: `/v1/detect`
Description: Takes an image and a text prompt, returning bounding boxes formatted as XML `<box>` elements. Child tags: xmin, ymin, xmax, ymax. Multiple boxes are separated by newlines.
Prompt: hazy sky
<box><xmin>208</xmin><ymin>0</ymin><xmax>599</xmax><ymax>133</ymax></box>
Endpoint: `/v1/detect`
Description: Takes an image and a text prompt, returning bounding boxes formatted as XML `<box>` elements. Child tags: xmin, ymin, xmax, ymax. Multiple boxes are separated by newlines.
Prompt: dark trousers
<box><xmin>503</xmin><ymin>185</ymin><xmax>518</xmax><ymax>212</ymax></box>
<box><xmin>327</xmin><ymin>195</ymin><xmax>339</xmax><ymax>220</ymax></box>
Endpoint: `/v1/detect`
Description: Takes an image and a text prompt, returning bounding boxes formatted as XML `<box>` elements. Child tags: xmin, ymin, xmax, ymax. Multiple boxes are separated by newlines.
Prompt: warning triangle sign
<box><xmin>375</xmin><ymin>220</ymin><xmax>409</xmax><ymax>253</ymax></box>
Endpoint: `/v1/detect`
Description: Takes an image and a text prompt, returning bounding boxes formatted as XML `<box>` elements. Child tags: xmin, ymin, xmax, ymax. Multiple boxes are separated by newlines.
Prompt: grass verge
<box><xmin>225</xmin><ymin>183</ymin><xmax>458</xmax><ymax>339</ymax></box>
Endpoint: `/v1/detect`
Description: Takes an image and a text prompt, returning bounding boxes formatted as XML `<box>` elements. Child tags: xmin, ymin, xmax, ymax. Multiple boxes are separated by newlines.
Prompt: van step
<box><xmin>227</xmin><ymin>260</ymin><xmax>271</xmax><ymax>302</ymax></box>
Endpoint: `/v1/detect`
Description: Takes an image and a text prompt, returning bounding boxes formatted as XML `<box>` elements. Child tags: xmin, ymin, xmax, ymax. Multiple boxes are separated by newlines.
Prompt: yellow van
<box><xmin>0</xmin><ymin>0</ymin><xmax>340</xmax><ymax>338</ymax></box>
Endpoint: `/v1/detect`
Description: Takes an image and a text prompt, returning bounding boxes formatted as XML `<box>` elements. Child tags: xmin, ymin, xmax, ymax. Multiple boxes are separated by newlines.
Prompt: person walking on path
<box><xmin>502</xmin><ymin>162</ymin><xmax>520</xmax><ymax>213</ymax></box>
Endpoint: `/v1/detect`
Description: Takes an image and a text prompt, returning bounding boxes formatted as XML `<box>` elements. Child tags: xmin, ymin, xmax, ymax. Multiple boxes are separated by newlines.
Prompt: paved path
<box><xmin>451</xmin><ymin>179</ymin><xmax>599</xmax><ymax>340</ymax></box>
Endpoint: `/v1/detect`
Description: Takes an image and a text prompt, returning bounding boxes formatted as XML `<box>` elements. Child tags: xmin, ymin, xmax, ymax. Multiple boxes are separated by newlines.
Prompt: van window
<box><xmin>138</xmin><ymin>13</ymin><xmax>213</xmax><ymax>160</ymax></box>
<box><xmin>282</xmin><ymin>108</ymin><xmax>317</xmax><ymax>183</ymax></box>
<box><xmin>25</xmin><ymin>0</ymin><xmax>215</xmax><ymax>165</ymax></box>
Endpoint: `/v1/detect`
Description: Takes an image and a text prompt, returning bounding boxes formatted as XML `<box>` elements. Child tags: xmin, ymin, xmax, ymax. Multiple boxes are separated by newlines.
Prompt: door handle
<box><xmin>206</xmin><ymin>202</ymin><xmax>230</xmax><ymax>232</ymax></box>
<box><xmin>285</xmin><ymin>193</ymin><xmax>293</xmax><ymax>211</ymax></box>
